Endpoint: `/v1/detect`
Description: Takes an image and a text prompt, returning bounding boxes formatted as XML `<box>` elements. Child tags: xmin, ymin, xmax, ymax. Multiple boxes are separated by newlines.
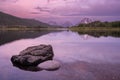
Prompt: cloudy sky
<box><xmin>0</xmin><ymin>0</ymin><xmax>120</xmax><ymax>25</ymax></box>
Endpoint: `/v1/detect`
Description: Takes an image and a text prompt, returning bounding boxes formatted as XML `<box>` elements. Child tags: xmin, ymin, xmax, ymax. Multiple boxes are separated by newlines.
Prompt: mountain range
<box><xmin>0</xmin><ymin>11</ymin><xmax>51</xmax><ymax>27</ymax></box>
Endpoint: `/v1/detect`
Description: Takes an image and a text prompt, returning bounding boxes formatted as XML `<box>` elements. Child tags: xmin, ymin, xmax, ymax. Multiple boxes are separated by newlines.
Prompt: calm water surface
<box><xmin>0</xmin><ymin>31</ymin><xmax>120</xmax><ymax>80</ymax></box>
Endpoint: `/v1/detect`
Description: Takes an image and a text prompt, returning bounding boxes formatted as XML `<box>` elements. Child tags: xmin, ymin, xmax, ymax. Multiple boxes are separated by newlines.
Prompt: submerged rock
<box><xmin>38</xmin><ymin>60</ymin><xmax>60</xmax><ymax>70</ymax></box>
<box><xmin>11</xmin><ymin>44</ymin><xmax>54</xmax><ymax>66</ymax></box>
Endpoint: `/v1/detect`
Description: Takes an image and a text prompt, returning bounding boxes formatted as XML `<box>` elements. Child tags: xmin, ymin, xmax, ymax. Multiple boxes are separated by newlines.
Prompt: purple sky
<box><xmin>0</xmin><ymin>0</ymin><xmax>120</xmax><ymax>25</ymax></box>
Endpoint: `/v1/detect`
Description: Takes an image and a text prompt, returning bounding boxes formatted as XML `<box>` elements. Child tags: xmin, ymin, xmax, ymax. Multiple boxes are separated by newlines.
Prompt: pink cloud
<box><xmin>0</xmin><ymin>0</ymin><xmax>120</xmax><ymax>24</ymax></box>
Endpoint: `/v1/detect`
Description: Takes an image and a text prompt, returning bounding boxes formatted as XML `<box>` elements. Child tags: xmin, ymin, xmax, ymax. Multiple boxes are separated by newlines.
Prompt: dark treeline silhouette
<box><xmin>70</xmin><ymin>21</ymin><xmax>120</xmax><ymax>37</ymax></box>
<box><xmin>76</xmin><ymin>21</ymin><xmax>120</xmax><ymax>27</ymax></box>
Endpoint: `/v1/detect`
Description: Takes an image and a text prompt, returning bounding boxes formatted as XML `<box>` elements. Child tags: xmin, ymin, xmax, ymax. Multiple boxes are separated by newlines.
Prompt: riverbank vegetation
<box><xmin>70</xmin><ymin>21</ymin><xmax>120</xmax><ymax>32</ymax></box>
<box><xmin>69</xmin><ymin>21</ymin><xmax>120</xmax><ymax>37</ymax></box>
<box><xmin>0</xmin><ymin>26</ymin><xmax>68</xmax><ymax>31</ymax></box>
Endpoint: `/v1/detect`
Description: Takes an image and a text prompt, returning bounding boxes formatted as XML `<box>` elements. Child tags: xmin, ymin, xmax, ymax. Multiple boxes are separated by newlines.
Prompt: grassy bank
<box><xmin>1</xmin><ymin>26</ymin><xmax>120</xmax><ymax>32</ymax></box>
<box><xmin>69</xmin><ymin>27</ymin><xmax>120</xmax><ymax>32</ymax></box>
<box><xmin>0</xmin><ymin>27</ymin><xmax>68</xmax><ymax>31</ymax></box>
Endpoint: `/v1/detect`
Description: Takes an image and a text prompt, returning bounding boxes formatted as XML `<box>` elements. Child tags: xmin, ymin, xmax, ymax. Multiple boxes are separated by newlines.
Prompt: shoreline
<box><xmin>70</xmin><ymin>27</ymin><xmax>120</xmax><ymax>32</ymax></box>
<box><xmin>0</xmin><ymin>27</ymin><xmax>69</xmax><ymax>31</ymax></box>
<box><xmin>0</xmin><ymin>27</ymin><xmax>120</xmax><ymax>32</ymax></box>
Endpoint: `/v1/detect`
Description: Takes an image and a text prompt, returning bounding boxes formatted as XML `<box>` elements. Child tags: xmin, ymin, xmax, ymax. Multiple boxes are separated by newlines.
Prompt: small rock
<box><xmin>38</xmin><ymin>60</ymin><xmax>60</xmax><ymax>70</ymax></box>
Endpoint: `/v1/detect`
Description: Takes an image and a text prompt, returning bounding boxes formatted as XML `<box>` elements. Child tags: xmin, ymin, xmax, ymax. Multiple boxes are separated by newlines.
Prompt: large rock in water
<box><xmin>11</xmin><ymin>44</ymin><xmax>54</xmax><ymax>66</ymax></box>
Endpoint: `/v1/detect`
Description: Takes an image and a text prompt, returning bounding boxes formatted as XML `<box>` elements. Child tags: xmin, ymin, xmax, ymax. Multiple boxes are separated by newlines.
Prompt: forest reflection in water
<box><xmin>0</xmin><ymin>30</ymin><xmax>120</xmax><ymax>46</ymax></box>
<box><xmin>0</xmin><ymin>30</ymin><xmax>59</xmax><ymax>45</ymax></box>
<box><xmin>76</xmin><ymin>30</ymin><xmax>120</xmax><ymax>38</ymax></box>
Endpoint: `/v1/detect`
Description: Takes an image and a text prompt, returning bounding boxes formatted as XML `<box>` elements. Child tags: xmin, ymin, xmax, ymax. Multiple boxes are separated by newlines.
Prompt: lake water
<box><xmin>0</xmin><ymin>30</ymin><xmax>120</xmax><ymax>80</ymax></box>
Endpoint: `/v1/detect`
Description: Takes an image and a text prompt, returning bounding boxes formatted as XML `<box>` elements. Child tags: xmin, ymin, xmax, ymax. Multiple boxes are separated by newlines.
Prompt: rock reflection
<box><xmin>12</xmin><ymin>64</ymin><xmax>42</xmax><ymax>72</ymax></box>
<box><xmin>11</xmin><ymin>61</ymin><xmax>60</xmax><ymax>72</ymax></box>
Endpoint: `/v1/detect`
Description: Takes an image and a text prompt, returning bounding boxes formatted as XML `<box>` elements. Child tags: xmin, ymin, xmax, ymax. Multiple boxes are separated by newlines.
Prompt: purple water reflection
<box><xmin>0</xmin><ymin>31</ymin><xmax>120</xmax><ymax>63</ymax></box>
<box><xmin>0</xmin><ymin>31</ymin><xmax>120</xmax><ymax>80</ymax></box>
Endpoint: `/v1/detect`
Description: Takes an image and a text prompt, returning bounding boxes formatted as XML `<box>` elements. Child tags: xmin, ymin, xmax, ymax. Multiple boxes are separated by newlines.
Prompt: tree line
<box><xmin>76</xmin><ymin>21</ymin><xmax>120</xmax><ymax>27</ymax></box>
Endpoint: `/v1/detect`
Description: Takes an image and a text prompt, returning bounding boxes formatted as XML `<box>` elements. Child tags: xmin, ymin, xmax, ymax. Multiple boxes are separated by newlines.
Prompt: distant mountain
<box><xmin>62</xmin><ymin>21</ymin><xmax>73</xmax><ymax>27</ymax></box>
<box><xmin>48</xmin><ymin>21</ymin><xmax>63</xmax><ymax>27</ymax></box>
<box><xmin>0</xmin><ymin>11</ymin><xmax>51</xmax><ymax>27</ymax></box>
<box><xmin>80</xmin><ymin>18</ymin><xmax>93</xmax><ymax>24</ymax></box>
<box><xmin>48</xmin><ymin>21</ymin><xmax>57</xmax><ymax>26</ymax></box>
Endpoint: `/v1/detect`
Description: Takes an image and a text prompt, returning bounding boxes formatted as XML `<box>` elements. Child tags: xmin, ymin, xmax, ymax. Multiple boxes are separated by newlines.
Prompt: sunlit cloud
<box><xmin>0</xmin><ymin>0</ymin><xmax>120</xmax><ymax>24</ymax></box>
<box><xmin>0</xmin><ymin>0</ymin><xmax>18</xmax><ymax>2</ymax></box>
<box><xmin>35</xmin><ymin>6</ymin><xmax>50</xmax><ymax>13</ymax></box>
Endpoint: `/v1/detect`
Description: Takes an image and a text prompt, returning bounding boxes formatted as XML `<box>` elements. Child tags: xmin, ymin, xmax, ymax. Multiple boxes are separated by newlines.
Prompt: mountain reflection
<box><xmin>0</xmin><ymin>30</ymin><xmax>58</xmax><ymax>46</ymax></box>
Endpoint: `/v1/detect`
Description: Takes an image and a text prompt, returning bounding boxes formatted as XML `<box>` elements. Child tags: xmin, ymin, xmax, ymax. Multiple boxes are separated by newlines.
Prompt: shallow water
<box><xmin>0</xmin><ymin>31</ymin><xmax>120</xmax><ymax>80</ymax></box>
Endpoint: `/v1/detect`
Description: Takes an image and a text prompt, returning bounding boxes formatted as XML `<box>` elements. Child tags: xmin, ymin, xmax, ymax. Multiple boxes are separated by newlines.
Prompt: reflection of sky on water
<box><xmin>0</xmin><ymin>31</ymin><xmax>120</xmax><ymax>64</ymax></box>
